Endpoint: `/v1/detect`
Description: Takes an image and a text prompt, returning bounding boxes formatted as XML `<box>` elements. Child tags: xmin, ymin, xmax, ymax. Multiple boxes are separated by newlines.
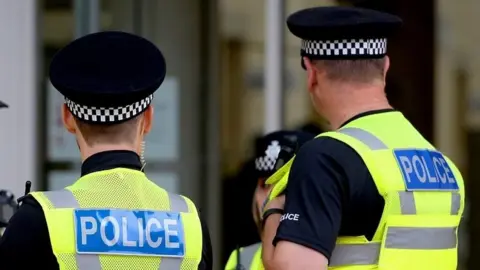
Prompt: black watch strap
<box><xmin>262</xmin><ymin>208</ymin><xmax>284</xmax><ymax>229</ymax></box>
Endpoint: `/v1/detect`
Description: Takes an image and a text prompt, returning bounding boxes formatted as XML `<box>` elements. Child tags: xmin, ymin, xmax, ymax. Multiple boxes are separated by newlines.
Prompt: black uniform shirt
<box><xmin>0</xmin><ymin>150</ymin><xmax>213</xmax><ymax>270</ymax></box>
<box><xmin>274</xmin><ymin>110</ymin><xmax>392</xmax><ymax>259</ymax></box>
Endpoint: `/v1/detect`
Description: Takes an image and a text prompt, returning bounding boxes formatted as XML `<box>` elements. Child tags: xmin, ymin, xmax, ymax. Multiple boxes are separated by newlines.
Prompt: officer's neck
<box><xmin>323</xmin><ymin>84</ymin><xmax>392</xmax><ymax>130</ymax></box>
<box><xmin>79</xmin><ymin>143</ymin><xmax>139</xmax><ymax>163</ymax></box>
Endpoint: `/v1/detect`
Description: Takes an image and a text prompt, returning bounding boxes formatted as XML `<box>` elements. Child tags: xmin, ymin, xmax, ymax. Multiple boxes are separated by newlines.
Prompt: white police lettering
<box><xmin>75</xmin><ymin>209</ymin><xmax>186</xmax><ymax>256</ymax></box>
<box><xmin>421</xmin><ymin>156</ymin><xmax>436</xmax><ymax>183</ymax></box>
<box><xmin>165</xmin><ymin>219</ymin><xmax>180</xmax><ymax>248</ymax></box>
<box><xmin>80</xmin><ymin>216</ymin><xmax>97</xmax><ymax>245</ymax></box>
<box><xmin>412</xmin><ymin>155</ymin><xmax>426</xmax><ymax>183</ymax></box>
<box><xmin>440</xmin><ymin>158</ymin><xmax>456</xmax><ymax>183</ymax></box>
<box><xmin>280</xmin><ymin>213</ymin><xmax>300</xmax><ymax>222</ymax></box>
<box><xmin>398</xmin><ymin>156</ymin><xmax>412</xmax><ymax>182</ymax></box>
<box><xmin>101</xmin><ymin>216</ymin><xmax>120</xmax><ymax>247</ymax></box>
<box><xmin>146</xmin><ymin>218</ymin><xmax>162</xmax><ymax>248</ymax></box>
<box><xmin>394</xmin><ymin>149</ymin><xmax>459</xmax><ymax>191</ymax></box>
<box><xmin>138</xmin><ymin>218</ymin><xmax>145</xmax><ymax>247</ymax></box>
<box><xmin>122</xmin><ymin>217</ymin><xmax>136</xmax><ymax>247</ymax></box>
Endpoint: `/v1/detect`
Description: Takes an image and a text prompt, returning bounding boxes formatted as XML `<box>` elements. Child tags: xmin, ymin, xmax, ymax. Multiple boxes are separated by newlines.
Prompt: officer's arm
<box><xmin>0</xmin><ymin>196</ymin><xmax>58</xmax><ymax>267</ymax></box>
<box><xmin>263</xmin><ymin>139</ymin><xmax>346</xmax><ymax>269</ymax></box>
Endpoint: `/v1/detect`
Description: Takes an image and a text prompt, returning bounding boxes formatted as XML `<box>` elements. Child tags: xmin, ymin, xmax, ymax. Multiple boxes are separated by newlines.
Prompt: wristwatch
<box><xmin>261</xmin><ymin>208</ymin><xmax>284</xmax><ymax>229</ymax></box>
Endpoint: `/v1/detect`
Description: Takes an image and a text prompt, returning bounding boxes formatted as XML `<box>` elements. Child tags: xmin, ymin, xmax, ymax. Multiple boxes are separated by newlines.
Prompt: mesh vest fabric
<box><xmin>225</xmin><ymin>243</ymin><xmax>263</xmax><ymax>270</ymax></box>
<box><xmin>31</xmin><ymin>168</ymin><xmax>203</xmax><ymax>270</ymax></box>
<box><xmin>266</xmin><ymin>112</ymin><xmax>465</xmax><ymax>270</ymax></box>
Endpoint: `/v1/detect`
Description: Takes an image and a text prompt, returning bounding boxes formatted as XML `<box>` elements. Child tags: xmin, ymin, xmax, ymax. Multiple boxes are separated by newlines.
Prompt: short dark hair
<box><xmin>74</xmin><ymin>115</ymin><xmax>141</xmax><ymax>146</ymax></box>
<box><xmin>314</xmin><ymin>58</ymin><xmax>386</xmax><ymax>83</ymax></box>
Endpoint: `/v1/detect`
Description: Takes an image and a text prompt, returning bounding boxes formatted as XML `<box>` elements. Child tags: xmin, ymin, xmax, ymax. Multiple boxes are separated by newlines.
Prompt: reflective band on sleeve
<box><xmin>43</xmin><ymin>189</ymin><xmax>80</xmax><ymax>208</ymax></box>
<box><xmin>398</xmin><ymin>191</ymin><xmax>416</xmax><ymax>215</ymax></box>
<box><xmin>76</xmin><ymin>254</ymin><xmax>101</xmax><ymax>270</ymax></box>
<box><xmin>239</xmin><ymin>243</ymin><xmax>261</xmax><ymax>268</ymax></box>
<box><xmin>337</xmin><ymin>127</ymin><xmax>388</xmax><ymax>150</ymax></box>
<box><xmin>168</xmin><ymin>193</ymin><xmax>189</xmax><ymax>212</ymax></box>
<box><xmin>158</xmin><ymin>257</ymin><xmax>182</xmax><ymax>269</ymax></box>
<box><xmin>329</xmin><ymin>243</ymin><xmax>380</xmax><ymax>266</ymax></box>
<box><xmin>385</xmin><ymin>227</ymin><xmax>457</xmax><ymax>249</ymax></box>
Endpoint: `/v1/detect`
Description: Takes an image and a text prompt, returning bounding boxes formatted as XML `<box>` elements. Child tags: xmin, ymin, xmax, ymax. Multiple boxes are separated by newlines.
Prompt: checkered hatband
<box><xmin>65</xmin><ymin>94</ymin><xmax>154</xmax><ymax>123</ymax></box>
<box><xmin>255</xmin><ymin>155</ymin><xmax>278</xmax><ymax>172</ymax></box>
<box><xmin>255</xmin><ymin>140</ymin><xmax>281</xmax><ymax>172</ymax></box>
<box><xmin>301</xmin><ymin>38</ymin><xmax>387</xmax><ymax>58</ymax></box>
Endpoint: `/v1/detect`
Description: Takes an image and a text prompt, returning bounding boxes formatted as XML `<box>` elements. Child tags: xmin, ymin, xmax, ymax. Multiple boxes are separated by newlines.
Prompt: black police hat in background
<box><xmin>0</xmin><ymin>100</ymin><xmax>8</xmax><ymax>109</ymax></box>
<box><xmin>254</xmin><ymin>130</ymin><xmax>316</xmax><ymax>179</ymax></box>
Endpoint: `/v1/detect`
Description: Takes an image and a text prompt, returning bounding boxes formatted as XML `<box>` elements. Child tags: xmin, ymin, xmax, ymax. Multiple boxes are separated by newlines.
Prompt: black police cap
<box><xmin>254</xmin><ymin>130</ymin><xmax>315</xmax><ymax>178</ymax></box>
<box><xmin>0</xmin><ymin>100</ymin><xmax>8</xmax><ymax>109</ymax></box>
<box><xmin>49</xmin><ymin>31</ymin><xmax>166</xmax><ymax>124</ymax></box>
<box><xmin>287</xmin><ymin>7</ymin><xmax>402</xmax><ymax>66</ymax></box>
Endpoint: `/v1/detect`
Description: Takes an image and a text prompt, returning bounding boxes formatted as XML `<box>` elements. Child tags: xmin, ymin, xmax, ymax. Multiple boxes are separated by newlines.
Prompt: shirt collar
<box><xmin>340</xmin><ymin>108</ymin><xmax>396</xmax><ymax>128</ymax></box>
<box><xmin>81</xmin><ymin>150</ymin><xmax>142</xmax><ymax>176</ymax></box>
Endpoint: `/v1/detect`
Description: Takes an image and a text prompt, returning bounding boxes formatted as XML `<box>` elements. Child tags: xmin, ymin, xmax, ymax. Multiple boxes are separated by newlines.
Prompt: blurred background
<box><xmin>0</xmin><ymin>0</ymin><xmax>476</xmax><ymax>269</ymax></box>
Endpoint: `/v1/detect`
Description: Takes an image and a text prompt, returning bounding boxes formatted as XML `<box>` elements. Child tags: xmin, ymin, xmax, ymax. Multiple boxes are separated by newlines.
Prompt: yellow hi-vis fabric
<box><xmin>266</xmin><ymin>112</ymin><xmax>464</xmax><ymax>270</ymax></box>
<box><xmin>31</xmin><ymin>168</ymin><xmax>203</xmax><ymax>270</ymax></box>
<box><xmin>225</xmin><ymin>243</ymin><xmax>263</xmax><ymax>270</ymax></box>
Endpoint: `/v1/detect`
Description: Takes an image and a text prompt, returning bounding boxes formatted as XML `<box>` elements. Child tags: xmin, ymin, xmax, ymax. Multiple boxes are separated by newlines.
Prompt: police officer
<box><xmin>260</xmin><ymin>7</ymin><xmax>465</xmax><ymax>270</ymax></box>
<box><xmin>224</xmin><ymin>130</ymin><xmax>315</xmax><ymax>270</ymax></box>
<box><xmin>0</xmin><ymin>32</ymin><xmax>212</xmax><ymax>269</ymax></box>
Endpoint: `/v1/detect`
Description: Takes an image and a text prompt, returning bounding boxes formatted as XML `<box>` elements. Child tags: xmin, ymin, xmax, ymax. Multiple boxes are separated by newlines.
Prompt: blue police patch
<box><xmin>74</xmin><ymin>209</ymin><xmax>185</xmax><ymax>257</ymax></box>
<box><xmin>394</xmin><ymin>149</ymin><xmax>459</xmax><ymax>191</ymax></box>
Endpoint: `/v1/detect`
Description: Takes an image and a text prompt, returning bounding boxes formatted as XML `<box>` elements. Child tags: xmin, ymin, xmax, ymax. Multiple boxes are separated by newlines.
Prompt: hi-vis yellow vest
<box><xmin>225</xmin><ymin>243</ymin><xmax>263</xmax><ymax>270</ymax></box>
<box><xmin>31</xmin><ymin>168</ymin><xmax>203</xmax><ymax>270</ymax></box>
<box><xmin>266</xmin><ymin>112</ymin><xmax>464</xmax><ymax>270</ymax></box>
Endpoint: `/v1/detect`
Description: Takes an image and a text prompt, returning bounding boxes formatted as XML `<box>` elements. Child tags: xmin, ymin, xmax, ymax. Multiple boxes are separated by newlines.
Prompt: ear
<box><xmin>62</xmin><ymin>104</ymin><xmax>77</xmax><ymax>134</ymax></box>
<box><xmin>383</xmin><ymin>56</ymin><xmax>390</xmax><ymax>80</ymax></box>
<box><xmin>304</xmin><ymin>57</ymin><xmax>317</xmax><ymax>93</ymax></box>
<box><xmin>143</xmin><ymin>105</ymin><xmax>154</xmax><ymax>134</ymax></box>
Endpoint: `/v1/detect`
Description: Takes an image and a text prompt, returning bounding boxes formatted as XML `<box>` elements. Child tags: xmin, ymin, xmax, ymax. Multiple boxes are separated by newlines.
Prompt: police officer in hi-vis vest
<box><xmin>224</xmin><ymin>130</ymin><xmax>315</xmax><ymax>270</ymax></box>
<box><xmin>260</xmin><ymin>7</ymin><xmax>465</xmax><ymax>270</ymax></box>
<box><xmin>0</xmin><ymin>32</ymin><xmax>212</xmax><ymax>269</ymax></box>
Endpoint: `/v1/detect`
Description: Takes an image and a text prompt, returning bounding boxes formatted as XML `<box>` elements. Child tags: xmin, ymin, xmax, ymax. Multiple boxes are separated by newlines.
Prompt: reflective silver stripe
<box><xmin>239</xmin><ymin>243</ymin><xmax>261</xmax><ymax>268</ymax></box>
<box><xmin>331</xmin><ymin>227</ymin><xmax>457</xmax><ymax>266</ymax></box>
<box><xmin>399</xmin><ymin>191</ymin><xmax>416</xmax><ymax>215</ymax></box>
<box><xmin>451</xmin><ymin>192</ymin><xmax>461</xmax><ymax>215</ymax></box>
<box><xmin>43</xmin><ymin>189</ymin><xmax>79</xmax><ymax>208</ymax></box>
<box><xmin>337</xmin><ymin>127</ymin><xmax>388</xmax><ymax>150</ymax></box>
<box><xmin>399</xmin><ymin>191</ymin><xmax>461</xmax><ymax>215</ymax></box>
<box><xmin>330</xmin><ymin>243</ymin><xmax>380</xmax><ymax>266</ymax></box>
<box><xmin>385</xmin><ymin>227</ymin><xmax>457</xmax><ymax>249</ymax></box>
<box><xmin>168</xmin><ymin>193</ymin><xmax>189</xmax><ymax>213</ymax></box>
<box><xmin>76</xmin><ymin>254</ymin><xmax>101</xmax><ymax>270</ymax></box>
<box><xmin>158</xmin><ymin>257</ymin><xmax>182</xmax><ymax>269</ymax></box>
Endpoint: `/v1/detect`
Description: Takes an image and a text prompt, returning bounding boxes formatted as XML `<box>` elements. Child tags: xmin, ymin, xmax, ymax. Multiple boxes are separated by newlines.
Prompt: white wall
<box><xmin>0</xmin><ymin>1</ymin><xmax>39</xmax><ymax>197</ymax></box>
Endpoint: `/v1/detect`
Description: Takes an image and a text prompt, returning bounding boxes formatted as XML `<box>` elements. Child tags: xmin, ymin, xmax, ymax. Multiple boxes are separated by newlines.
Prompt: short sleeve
<box><xmin>273</xmin><ymin>137</ymin><xmax>351</xmax><ymax>259</ymax></box>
